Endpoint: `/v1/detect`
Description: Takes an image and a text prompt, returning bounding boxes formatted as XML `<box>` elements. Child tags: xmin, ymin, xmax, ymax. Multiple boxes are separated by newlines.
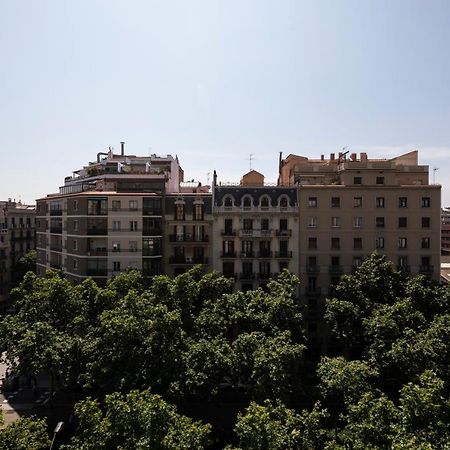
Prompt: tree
<box><xmin>12</xmin><ymin>250</ymin><xmax>37</xmax><ymax>283</ymax></box>
<box><xmin>0</xmin><ymin>416</ymin><xmax>50</xmax><ymax>450</ymax></box>
<box><xmin>62</xmin><ymin>390</ymin><xmax>211</xmax><ymax>450</ymax></box>
<box><xmin>227</xmin><ymin>400</ymin><xmax>328</xmax><ymax>450</ymax></box>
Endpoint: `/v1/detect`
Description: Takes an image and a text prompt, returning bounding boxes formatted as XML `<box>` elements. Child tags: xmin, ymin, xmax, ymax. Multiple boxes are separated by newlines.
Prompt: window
<box><xmin>308</xmin><ymin>217</ymin><xmax>317</xmax><ymax>228</ymax></box>
<box><xmin>129</xmin><ymin>241</ymin><xmax>138</xmax><ymax>252</ymax></box>
<box><xmin>130</xmin><ymin>221</ymin><xmax>138</xmax><ymax>231</ymax></box>
<box><xmin>243</xmin><ymin>197</ymin><xmax>252</xmax><ymax>209</ymax></box>
<box><xmin>224</xmin><ymin>196</ymin><xmax>233</xmax><ymax>208</ymax></box>
<box><xmin>242</xmin><ymin>240</ymin><xmax>253</xmax><ymax>256</ymax></box>
<box><xmin>331</xmin><ymin>256</ymin><xmax>340</xmax><ymax>267</ymax></box>
<box><xmin>353</xmin><ymin>197</ymin><xmax>362</xmax><ymax>208</ymax></box>
<box><xmin>222</xmin><ymin>262</ymin><xmax>235</xmax><ymax>277</ymax></box>
<box><xmin>353</xmin><ymin>176</ymin><xmax>362</xmax><ymax>185</ymax></box>
<box><xmin>279</xmin><ymin>219</ymin><xmax>287</xmax><ymax>231</ymax></box>
<box><xmin>73</xmin><ymin>220</ymin><xmax>78</xmax><ymax>231</ymax></box>
<box><xmin>308</xmin><ymin>237</ymin><xmax>317</xmax><ymax>249</ymax></box>
<box><xmin>376</xmin><ymin>176</ymin><xmax>384</xmax><ymax>185</ymax></box>
<box><xmin>260</xmin><ymin>197</ymin><xmax>270</xmax><ymax>209</ymax></box>
<box><xmin>87</xmin><ymin>198</ymin><xmax>107</xmax><ymax>215</ymax></box>
<box><xmin>422</xmin><ymin>217</ymin><xmax>430</xmax><ymax>228</ymax></box>
<box><xmin>376</xmin><ymin>237</ymin><xmax>385</xmax><ymax>249</ymax></box>
<box><xmin>421</xmin><ymin>237</ymin><xmax>430</xmax><ymax>249</ymax></box>
<box><xmin>194</xmin><ymin>204</ymin><xmax>204</xmax><ymax>220</ymax></box>
<box><xmin>308</xmin><ymin>277</ymin><xmax>317</xmax><ymax>290</ymax></box>
<box><xmin>376</xmin><ymin>197</ymin><xmax>385</xmax><ymax>208</ymax></box>
<box><xmin>353</xmin><ymin>237</ymin><xmax>362</xmax><ymax>249</ymax></box>
<box><xmin>113</xmin><ymin>261</ymin><xmax>121</xmax><ymax>272</ymax></box>
<box><xmin>353</xmin><ymin>216</ymin><xmax>363</xmax><ymax>228</ymax></box>
<box><xmin>331</xmin><ymin>216</ymin><xmax>340</xmax><ymax>228</ymax></box>
<box><xmin>399</xmin><ymin>197</ymin><xmax>407</xmax><ymax>208</ymax></box>
<box><xmin>112</xmin><ymin>200</ymin><xmax>121</xmax><ymax>211</ymax></box>
<box><xmin>175</xmin><ymin>203</ymin><xmax>185</xmax><ymax>220</ymax></box>
<box><xmin>242</xmin><ymin>261</ymin><xmax>253</xmax><ymax>275</ymax></box>
<box><xmin>331</xmin><ymin>237</ymin><xmax>340</xmax><ymax>249</ymax></box>
<box><xmin>308</xmin><ymin>197</ymin><xmax>318</xmax><ymax>207</ymax></box>
<box><xmin>398</xmin><ymin>237</ymin><xmax>407</xmax><ymax>249</ymax></box>
<box><xmin>261</xmin><ymin>218</ymin><xmax>269</xmax><ymax>231</ymax></box>
<box><xmin>279</xmin><ymin>197</ymin><xmax>288</xmax><ymax>208</ymax></box>
<box><xmin>224</xmin><ymin>218</ymin><xmax>233</xmax><ymax>234</ymax></box>
<box><xmin>129</xmin><ymin>200</ymin><xmax>138</xmax><ymax>211</ymax></box>
<box><xmin>243</xmin><ymin>219</ymin><xmax>253</xmax><ymax>230</ymax></box>
<box><xmin>73</xmin><ymin>259</ymin><xmax>78</xmax><ymax>270</ymax></box>
<box><xmin>422</xmin><ymin>197</ymin><xmax>431</xmax><ymax>208</ymax></box>
<box><xmin>112</xmin><ymin>221</ymin><xmax>120</xmax><ymax>231</ymax></box>
<box><xmin>398</xmin><ymin>256</ymin><xmax>408</xmax><ymax>269</ymax></box>
<box><xmin>376</xmin><ymin>217</ymin><xmax>385</xmax><ymax>228</ymax></box>
<box><xmin>223</xmin><ymin>240</ymin><xmax>235</xmax><ymax>256</ymax></box>
<box><xmin>112</xmin><ymin>242</ymin><xmax>121</xmax><ymax>252</ymax></box>
<box><xmin>398</xmin><ymin>217</ymin><xmax>407</xmax><ymax>228</ymax></box>
<box><xmin>259</xmin><ymin>261</ymin><xmax>271</xmax><ymax>276</ymax></box>
<box><xmin>331</xmin><ymin>197</ymin><xmax>340</xmax><ymax>208</ymax></box>
<box><xmin>73</xmin><ymin>240</ymin><xmax>78</xmax><ymax>251</ymax></box>
<box><xmin>353</xmin><ymin>257</ymin><xmax>363</xmax><ymax>269</ymax></box>
<box><xmin>73</xmin><ymin>200</ymin><xmax>78</xmax><ymax>211</ymax></box>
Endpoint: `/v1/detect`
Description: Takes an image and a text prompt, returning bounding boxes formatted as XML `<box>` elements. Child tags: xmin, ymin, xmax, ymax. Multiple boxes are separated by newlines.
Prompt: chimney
<box><xmin>360</xmin><ymin>152</ymin><xmax>368</xmax><ymax>162</ymax></box>
<box><xmin>321</xmin><ymin>154</ymin><xmax>324</xmax><ymax>161</ymax></box>
<box><xmin>351</xmin><ymin>153</ymin><xmax>357</xmax><ymax>161</ymax></box>
<box><xmin>330</xmin><ymin>153</ymin><xmax>335</xmax><ymax>161</ymax></box>
<box><xmin>120</xmin><ymin>141</ymin><xmax>125</xmax><ymax>156</ymax></box>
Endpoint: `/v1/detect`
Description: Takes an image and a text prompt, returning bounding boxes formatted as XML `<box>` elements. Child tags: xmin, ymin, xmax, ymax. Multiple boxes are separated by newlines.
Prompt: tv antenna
<box><xmin>248</xmin><ymin>153</ymin><xmax>255</xmax><ymax>171</ymax></box>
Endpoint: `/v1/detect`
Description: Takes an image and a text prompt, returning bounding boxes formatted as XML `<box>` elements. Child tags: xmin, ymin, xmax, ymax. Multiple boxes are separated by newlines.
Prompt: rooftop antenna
<box><xmin>433</xmin><ymin>167</ymin><xmax>439</xmax><ymax>184</ymax></box>
<box><xmin>206</xmin><ymin>172</ymin><xmax>210</xmax><ymax>185</ymax></box>
<box><xmin>148</xmin><ymin>147</ymin><xmax>152</xmax><ymax>156</ymax></box>
<box><xmin>248</xmin><ymin>153</ymin><xmax>255</xmax><ymax>171</ymax></box>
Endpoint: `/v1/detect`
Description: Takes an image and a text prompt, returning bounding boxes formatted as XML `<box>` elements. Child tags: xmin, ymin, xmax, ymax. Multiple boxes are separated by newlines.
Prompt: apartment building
<box><xmin>36</xmin><ymin>144</ymin><xmax>186</xmax><ymax>284</ymax></box>
<box><xmin>0</xmin><ymin>200</ymin><xmax>36</xmax><ymax>309</ymax></box>
<box><xmin>442</xmin><ymin>207</ymin><xmax>450</xmax><ymax>256</ymax></box>
<box><xmin>212</xmin><ymin>170</ymin><xmax>299</xmax><ymax>291</ymax></box>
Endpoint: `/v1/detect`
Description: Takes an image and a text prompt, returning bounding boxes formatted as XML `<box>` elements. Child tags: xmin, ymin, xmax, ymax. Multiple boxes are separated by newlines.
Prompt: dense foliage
<box><xmin>1</xmin><ymin>253</ymin><xmax>450</xmax><ymax>448</ymax></box>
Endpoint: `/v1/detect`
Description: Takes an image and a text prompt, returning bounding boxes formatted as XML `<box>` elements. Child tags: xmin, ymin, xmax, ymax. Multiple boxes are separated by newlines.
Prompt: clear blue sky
<box><xmin>1</xmin><ymin>0</ymin><xmax>449</xmax><ymax>205</ymax></box>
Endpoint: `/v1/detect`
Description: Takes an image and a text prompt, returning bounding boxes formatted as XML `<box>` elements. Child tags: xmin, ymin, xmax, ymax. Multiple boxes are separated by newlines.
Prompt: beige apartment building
<box><xmin>0</xmin><ymin>200</ymin><xmax>36</xmax><ymax>309</ymax></box>
<box><xmin>212</xmin><ymin>170</ymin><xmax>299</xmax><ymax>291</ymax></box>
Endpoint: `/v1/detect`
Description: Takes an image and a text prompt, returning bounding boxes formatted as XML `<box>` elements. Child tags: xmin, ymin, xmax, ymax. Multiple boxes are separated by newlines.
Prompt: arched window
<box><xmin>260</xmin><ymin>196</ymin><xmax>270</xmax><ymax>208</ymax></box>
<box><xmin>224</xmin><ymin>196</ymin><xmax>233</xmax><ymax>207</ymax></box>
<box><xmin>243</xmin><ymin>196</ymin><xmax>252</xmax><ymax>209</ymax></box>
<box><xmin>279</xmin><ymin>196</ymin><xmax>288</xmax><ymax>208</ymax></box>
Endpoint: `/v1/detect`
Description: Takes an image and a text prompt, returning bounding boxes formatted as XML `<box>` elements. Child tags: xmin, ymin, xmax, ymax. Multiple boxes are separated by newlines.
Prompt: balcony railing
<box><xmin>257</xmin><ymin>250</ymin><xmax>273</xmax><ymax>258</ymax></box>
<box><xmin>88</xmin><ymin>228</ymin><xmax>108</xmax><ymax>235</ymax></box>
<box><xmin>221</xmin><ymin>251</ymin><xmax>237</xmax><ymax>258</ymax></box>
<box><xmin>239</xmin><ymin>272</ymin><xmax>255</xmax><ymax>280</ymax></box>
<box><xmin>50</xmin><ymin>262</ymin><xmax>62</xmax><ymax>270</ymax></box>
<box><xmin>276</xmin><ymin>229</ymin><xmax>292</xmax><ymax>237</ymax></box>
<box><xmin>86</xmin><ymin>268</ymin><xmax>108</xmax><ymax>276</ymax></box>
<box><xmin>50</xmin><ymin>210</ymin><xmax>63</xmax><ymax>216</ymax></box>
<box><xmin>221</xmin><ymin>229</ymin><xmax>236</xmax><ymax>236</ymax></box>
<box><xmin>275</xmin><ymin>251</ymin><xmax>292</xmax><ymax>258</ymax></box>
<box><xmin>87</xmin><ymin>249</ymin><xmax>108</xmax><ymax>256</ymax></box>
<box><xmin>169</xmin><ymin>234</ymin><xmax>209</xmax><ymax>242</ymax></box>
<box><xmin>143</xmin><ymin>249</ymin><xmax>162</xmax><ymax>257</ymax></box>
<box><xmin>143</xmin><ymin>228</ymin><xmax>162</xmax><ymax>236</ymax></box>
<box><xmin>258</xmin><ymin>272</ymin><xmax>272</xmax><ymax>280</ymax></box>
<box><xmin>329</xmin><ymin>265</ymin><xmax>343</xmax><ymax>274</ymax></box>
<box><xmin>239</xmin><ymin>229</ymin><xmax>272</xmax><ymax>238</ymax></box>
<box><xmin>143</xmin><ymin>208</ymin><xmax>163</xmax><ymax>216</ymax></box>
<box><xmin>169</xmin><ymin>256</ymin><xmax>208</xmax><ymax>264</ymax></box>
<box><xmin>50</xmin><ymin>227</ymin><xmax>63</xmax><ymax>234</ymax></box>
<box><xmin>306</xmin><ymin>265</ymin><xmax>320</xmax><ymax>273</ymax></box>
<box><xmin>306</xmin><ymin>287</ymin><xmax>321</xmax><ymax>295</ymax></box>
<box><xmin>419</xmin><ymin>265</ymin><xmax>434</xmax><ymax>274</ymax></box>
<box><xmin>240</xmin><ymin>251</ymin><xmax>255</xmax><ymax>258</ymax></box>
<box><xmin>397</xmin><ymin>265</ymin><xmax>411</xmax><ymax>273</ymax></box>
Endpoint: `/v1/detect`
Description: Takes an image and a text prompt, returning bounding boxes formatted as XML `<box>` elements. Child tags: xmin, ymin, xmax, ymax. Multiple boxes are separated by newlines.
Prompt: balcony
<box><xmin>306</xmin><ymin>287</ymin><xmax>321</xmax><ymax>295</ymax></box>
<box><xmin>275</xmin><ymin>251</ymin><xmax>292</xmax><ymax>258</ymax></box>
<box><xmin>240</xmin><ymin>251</ymin><xmax>255</xmax><ymax>258</ymax></box>
<box><xmin>239</xmin><ymin>229</ymin><xmax>272</xmax><ymax>238</ymax></box>
<box><xmin>143</xmin><ymin>249</ymin><xmax>162</xmax><ymax>257</ymax></box>
<box><xmin>276</xmin><ymin>229</ymin><xmax>292</xmax><ymax>237</ymax></box>
<box><xmin>239</xmin><ymin>272</ymin><xmax>255</xmax><ymax>280</ymax></box>
<box><xmin>50</xmin><ymin>262</ymin><xmax>62</xmax><ymax>270</ymax></box>
<box><xmin>50</xmin><ymin>246</ymin><xmax>63</xmax><ymax>252</ymax></box>
<box><xmin>143</xmin><ymin>208</ymin><xmax>162</xmax><ymax>216</ymax></box>
<box><xmin>221</xmin><ymin>251</ymin><xmax>237</xmax><ymax>258</ymax></box>
<box><xmin>329</xmin><ymin>265</ymin><xmax>343</xmax><ymax>274</ymax></box>
<box><xmin>143</xmin><ymin>228</ymin><xmax>162</xmax><ymax>236</ymax></box>
<box><xmin>397</xmin><ymin>265</ymin><xmax>411</xmax><ymax>273</ymax></box>
<box><xmin>87</xmin><ymin>228</ymin><xmax>108</xmax><ymax>236</ymax></box>
<box><xmin>169</xmin><ymin>234</ymin><xmax>209</xmax><ymax>243</ymax></box>
<box><xmin>86</xmin><ymin>268</ymin><xmax>108</xmax><ymax>276</ymax></box>
<box><xmin>258</xmin><ymin>272</ymin><xmax>272</xmax><ymax>280</ymax></box>
<box><xmin>50</xmin><ymin>227</ymin><xmax>63</xmax><ymax>234</ymax></box>
<box><xmin>306</xmin><ymin>265</ymin><xmax>320</xmax><ymax>273</ymax></box>
<box><xmin>419</xmin><ymin>265</ymin><xmax>434</xmax><ymax>274</ymax></box>
<box><xmin>221</xmin><ymin>229</ymin><xmax>236</xmax><ymax>236</ymax></box>
<box><xmin>257</xmin><ymin>250</ymin><xmax>273</xmax><ymax>258</ymax></box>
<box><xmin>87</xmin><ymin>249</ymin><xmax>108</xmax><ymax>256</ymax></box>
<box><xmin>50</xmin><ymin>210</ymin><xmax>63</xmax><ymax>216</ymax></box>
<box><xmin>169</xmin><ymin>256</ymin><xmax>208</xmax><ymax>265</ymax></box>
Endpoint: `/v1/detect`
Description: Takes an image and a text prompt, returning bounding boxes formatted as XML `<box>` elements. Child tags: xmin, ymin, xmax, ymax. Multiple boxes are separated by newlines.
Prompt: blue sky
<box><xmin>1</xmin><ymin>0</ymin><xmax>449</xmax><ymax>205</ymax></box>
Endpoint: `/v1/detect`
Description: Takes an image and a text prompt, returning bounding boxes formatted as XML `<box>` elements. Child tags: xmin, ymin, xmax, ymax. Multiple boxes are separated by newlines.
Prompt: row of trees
<box><xmin>0</xmin><ymin>253</ymin><xmax>449</xmax><ymax>448</ymax></box>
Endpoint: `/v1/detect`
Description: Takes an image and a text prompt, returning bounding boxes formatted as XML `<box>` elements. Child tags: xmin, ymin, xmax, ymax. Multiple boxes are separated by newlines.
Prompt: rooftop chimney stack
<box><xmin>330</xmin><ymin>153</ymin><xmax>335</xmax><ymax>161</ymax></box>
<box><xmin>321</xmin><ymin>154</ymin><xmax>324</xmax><ymax>161</ymax></box>
<box><xmin>120</xmin><ymin>141</ymin><xmax>125</xmax><ymax>156</ymax></box>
